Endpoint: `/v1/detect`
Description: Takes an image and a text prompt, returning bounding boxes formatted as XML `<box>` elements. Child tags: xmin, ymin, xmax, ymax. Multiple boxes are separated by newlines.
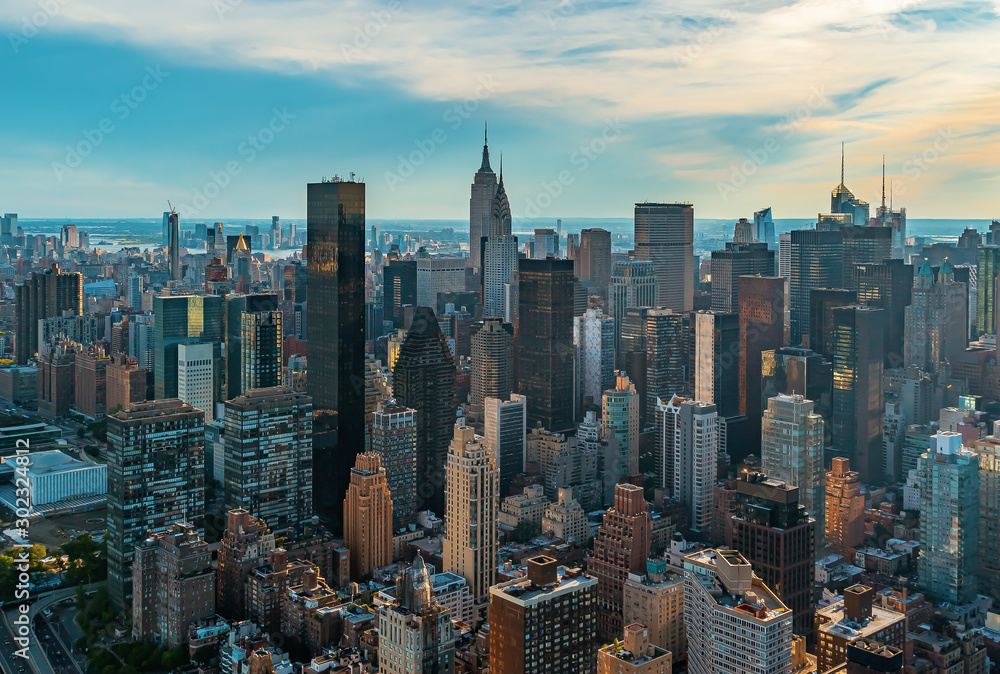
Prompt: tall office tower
<box><xmin>270</xmin><ymin>215</ymin><xmax>281</xmax><ymax>249</ymax></box>
<box><xmin>975</xmin><ymin>246</ymin><xmax>1000</xmax><ymax>338</ymax></box>
<box><xmin>602</xmin><ymin>372</ymin><xmax>640</xmax><ymax>483</ymax></box>
<box><xmin>789</xmin><ymin>229</ymin><xmax>843</xmax><ymax>345</ymax></box>
<box><xmin>754</xmin><ymin>207</ymin><xmax>776</xmax><ymax>249</ymax></box>
<box><xmin>483</xmin><ymin>235</ymin><xmax>518</xmax><ymax>319</ymax></box>
<box><xmin>14</xmin><ymin>264</ymin><xmax>84</xmax><ymax>364</ymax></box>
<box><xmin>205</xmin><ymin>223</ymin><xmax>217</xmax><ymax>256</ymax></box>
<box><xmin>378</xmin><ymin>556</ymin><xmax>457</xmax><ymax>674</ymax></box>
<box><xmin>825</xmin><ymin>457</ymin><xmax>865</xmax><ymax>557</ymax></box>
<box><xmin>216</xmin><ymin>509</ymin><xmax>274</xmax><ymax>621</ymax></box>
<box><xmin>283</xmin><ymin>260</ymin><xmax>308</xmax><ymax>303</ymax></box>
<box><xmin>683</xmin><ymin>549</ymin><xmax>794</xmax><ymax>674</ymax></box>
<box><xmin>490</xmin><ymin>556</ymin><xmax>598</xmax><ymax>673</ymax></box>
<box><xmin>609</xmin><ymin>260</ymin><xmax>656</xmax><ymax>357</ymax></box>
<box><xmin>484</xmin><ymin>394</ymin><xmax>526</xmax><ymax>497</ymax></box>
<box><xmin>222</xmin><ymin>387</ymin><xmax>313</xmax><ymax>533</ymax></box>
<box><xmin>855</xmin><ymin>258</ymin><xmax>914</xmax><ymax>366</ymax></box>
<box><xmin>578</xmin><ymin>228</ymin><xmax>613</xmax><ymax>298</ymax></box>
<box><xmin>131</xmin><ymin>523</ymin><xmax>214</xmax><ymax>648</ymax></box>
<box><xmin>729</xmin><ymin>472</ymin><xmax>816</xmax><ymax>646</ymax></box>
<box><xmin>732</xmin><ymin>217</ymin><xmax>755</xmax><ymax>244</ymax></box>
<box><xmin>126</xmin><ymin>272</ymin><xmax>143</xmax><ymax>311</ymax></box>
<box><xmin>127</xmin><ymin>314</ymin><xmax>155</xmax><ymax>371</ymax></box>
<box><xmin>532</xmin><ymin>228</ymin><xmax>559</xmax><ymax>259</ymax></box>
<box><xmin>107</xmin><ymin>399</ymin><xmax>205</xmax><ymax>611</ymax></box>
<box><xmin>240</xmin><ymin>310</ymin><xmax>282</xmax><ymax>393</ymax></box>
<box><xmin>831</xmin><ymin>306</ymin><xmax>885</xmax><ymax>483</ymax></box>
<box><xmin>634</xmin><ymin>202</ymin><xmax>694</xmax><ymax>312</ymax></box>
<box><xmin>393</xmin><ymin>306</ymin><xmax>457</xmax><ymax>516</ymax></box>
<box><xmin>230</xmin><ymin>233</ymin><xmax>252</xmax><ymax>293</ymax></box>
<box><xmin>598</xmin><ymin>623</ymin><xmax>672</xmax><ymax>673</ymax></box>
<box><xmin>224</xmin><ymin>294</ymin><xmax>278</xmax><ymax>400</ymax></box>
<box><xmin>343</xmin><ymin>452</ymin><xmax>393</xmax><ymax>580</ymax></box>
<box><xmin>154</xmin><ymin>295</ymin><xmax>224</xmax><ymax>400</ymax></box>
<box><xmin>370</xmin><ymin>402</ymin><xmax>418</xmax><ymax>532</ymax></box>
<box><xmin>443</xmin><ymin>420</ymin><xmax>498</xmax><ymax>601</ymax></box>
<box><xmin>831</xmin><ymin>149</ymin><xmax>870</xmax><ymax>227</ymax></box>
<box><xmin>1</xmin><ymin>212</ymin><xmax>16</xmax><ymax>244</ymax></box>
<box><xmin>575</xmin><ymin>308</ymin><xmax>615</xmax><ymax>408</ymax></box>
<box><xmin>709</xmin><ymin>242</ymin><xmax>775</xmax><ymax>313</ymax></box>
<box><xmin>306</xmin><ymin>178</ymin><xmax>365</xmax><ymax>525</ymax></box>
<box><xmin>810</xmin><ymin>288</ymin><xmax>857</xmax><ymax>359</ymax></box>
<box><xmin>75</xmin><ymin>347</ymin><xmax>110</xmax><ymax>418</ymax></box>
<box><xmin>842</xmin><ymin>227</ymin><xmax>892</xmax><ymax>290</ymax></box>
<box><xmin>167</xmin><ymin>210</ymin><xmax>181</xmax><ymax>281</ymax></box>
<box><xmin>669</xmin><ymin>400</ymin><xmax>719</xmax><ymax>532</ymax></box>
<box><xmin>517</xmin><ymin>257</ymin><xmax>575</xmax><ymax>432</ymax></box>
<box><xmin>778</xmin><ymin>232</ymin><xmax>791</xmax><ymax>279</ymax></box>
<box><xmin>177</xmin><ymin>343</ymin><xmax>216</xmax><ymax>422</ymax></box>
<box><xmin>591</xmin><ymin>483</ymin><xmax>652</xmax><ymax>641</ymax></box>
<box><xmin>974</xmin><ymin>430</ymin><xmax>1000</xmax><ymax>602</ymax></box>
<box><xmin>905</xmin><ymin>260</ymin><xmax>968</xmax><ymax>373</ymax></box>
<box><xmin>761</xmin><ymin>394</ymin><xmax>825</xmax><ymax>524</ymax></box>
<box><xmin>645</xmin><ymin>310</ymin><xmax>686</xmax><ymax>420</ymax></box>
<box><xmin>107</xmin><ymin>354</ymin><xmax>146</xmax><ymax>413</ymax></box>
<box><xmin>470</xmin><ymin>318</ymin><xmax>514</xmax><ymax>409</ymax></box>
<box><xmin>383</xmin><ymin>259</ymin><xmax>416</xmax><ymax>328</ymax></box>
<box><xmin>694</xmin><ymin>311</ymin><xmax>740</xmax><ymax>418</ymax></box>
<box><xmin>653</xmin><ymin>395</ymin><xmax>685</xmax><ymax>494</ymax></box>
<box><xmin>917</xmin><ymin>432</ymin><xmax>980</xmax><ymax>604</ymax></box>
<box><xmin>738</xmin><ymin>276</ymin><xmax>785</xmax><ymax>449</ymax></box>
<box><xmin>416</xmin><ymin>257</ymin><xmax>465</xmax><ymax>308</ymax></box>
<box><xmin>161</xmin><ymin>211</ymin><xmax>170</xmax><ymax>245</ymax></box>
<box><xmin>469</xmin><ymin>125</ymin><xmax>497</xmax><ymax>276</ymax></box>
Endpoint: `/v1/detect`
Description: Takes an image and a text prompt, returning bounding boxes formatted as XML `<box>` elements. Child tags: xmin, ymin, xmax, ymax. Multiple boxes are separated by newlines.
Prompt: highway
<box><xmin>0</xmin><ymin>583</ymin><xmax>100</xmax><ymax>674</ymax></box>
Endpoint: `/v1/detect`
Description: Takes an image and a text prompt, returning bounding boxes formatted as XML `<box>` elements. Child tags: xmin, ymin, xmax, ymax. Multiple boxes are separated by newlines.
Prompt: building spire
<box><xmin>881</xmin><ymin>155</ymin><xmax>886</xmax><ymax>210</ymax></box>
<box><xmin>841</xmin><ymin>141</ymin><xmax>845</xmax><ymax>185</ymax></box>
<box><xmin>480</xmin><ymin>121</ymin><xmax>492</xmax><ymax>172</ymax></box>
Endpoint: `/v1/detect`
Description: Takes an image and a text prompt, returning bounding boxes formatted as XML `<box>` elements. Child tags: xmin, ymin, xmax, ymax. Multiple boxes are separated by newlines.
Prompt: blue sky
<box><xmin>1</xmin><ymin>0</ymin><xmax>998</xmax><ymax>220</ymax></box>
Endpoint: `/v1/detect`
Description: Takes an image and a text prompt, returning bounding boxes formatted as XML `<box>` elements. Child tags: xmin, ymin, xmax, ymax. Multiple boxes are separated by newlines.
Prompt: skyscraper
<box><xmin>728</xmin><ymin>472</ymin><xmax>816</xmax><ymax>646</ymax></box>
<box><xmin>825</xmin><ymin>457</ymin><xmax>865</xmax><ymax>557</ymax></box>
<box><xmin>754</xmin><ymin>207</ymin><xmax>776</xmax><ymax>249</ymax></box>
<box><xmin>667</xmin><ymin>399</ymin><xmax>719</xmax><ymax>532</ymax></box>
<box><xmin>370</xmin><ymin>401</ymin><xmax>418</xmax><ymax>532</ymax></box>
<box><xmin>831</xmin><ymin>305</ymin><xmax>885</xmax><ymax>483</ymax></box>
<box><xmin>904</xmin><ymin>259</ymin><xmax>968</xmax><ymax>373</ymax></box>
<box><xmin>591</xmin><ymin>483</ymin><xmax>652</xmax><ymax>641</ymax></box>
<box><xmin>306</xmin><ymin>178</ymin><xmax>366</xmax><ymax>525</ymax></box>
<box><xmin>761</xmin><ymin>394</ymin><xmax>825</xmax><ymax>531</ymax></box>
<box><xmin>153</xmin><ymin>294</ymin><xmax>224</xmax><ymax>400</ymax></box>
<box><xmin>974</xmin><ymin>430</ymin><xmax>1000</xmax><ymax>602</ymax></box>
<box><xmin>854</xmin><ymin>258</ymin><xmax>914</xmax><ymax>367</ymax></box>
<box><xmin>343</xmin><ymin>452</ymin><xmax>393</xmax><ymax>580</ymax></box>
<box><xmin>482</xmin><ymin>163</ymin><xmax>518</xmax><ymax>320</ymax></box>
<box><xmin>469</xmin><ymin>124</ymin><xmax>498</xmax><ymax>276</ymax></box>
<box><xmin>975</xmin><ymin>246</ymin><xmax>1000</xmax><ymax>339</ymax></box>
<box><xmin>710</xmin><ymin>242</ymin><xmax>775</xmax><ymax>313</ymax></box>
<box><xmin>177</xmin><ymin>343</ymin><xmax>216</xmax><ymax>422</ymax></box>
<box><xmin>694</xmin><ymin>311</ymin><xmax>740</xmax><ymax>419</ymax></box>
<box><xmin>789</xmin><ymin>229</ymin><xmax>844</xmax><ymax>345</ymax></box>
<box><xmin>602</xmin><ymin>372</ymin><xmax>640</xmax><ymax>485</ymax></box>
<box><xmin>222</xmin><ymin>387</ymin><xmax>313</xmax><ymax>534</ymax></box>
<box><xmin>842</xmin><ymin>226</ymin><xmax>892</xmax><ymax>291</ymax></box>
<box><xmin>578</xmin><ymin>228</ymin><xmax>613</xmax><ymax>298</ymax></box>
<box><xmin>470</xmin><ymin>318</ymin><xmax>514</xmax><ymax>410</ymax></box>
<box><xmin>393</xmin><ymin>305</ymin><xmax>457</xmax><ymax>516</ymax></box>
<box><xmin>483</xmin><ymin>394</ymin><xmax>527</xmax><ymax>497</ymax></box>
<box><xmin>168</xmin><ymin>210</ymin><xmax>181</xmax><ymax>282</ymax></box>
<box><xmin>14</xmin><ymin>263</ymin><xmax>84</xmax><ymax>364</ymax></box>
<box><xmin>517</xmin><ymin>257</ymin><xmax>575</xmax><ymax>432</ymax></box>
<box><xmin>240</xmin><ymin>310</ymin><xmax>282</xmax><ymax>394</ymax></box>
<box><xmin>443</xmin><ymin>419</ymin><xmax>498</xmax><ymax>601</ymax></box>
<box><xmin>378</xmin><ymin>556</ymin><xmax>456</xmax><ymax>674</ymax></box>
<box><xmin>417</xmin><ymin>257</ymin><xmax>466</xmax><ymax>309</ymax></box>
<box><xmin>831</xmin><ymin>148</ymin><xmax>871</xmax><ymax>228</ymax></box>
<box><xmin>609</xmin><ymin>260</ymin><xmax>656</xmax><ymax>358</ymax></box>
<box><xmin>738</xmin><ymin>275</ymin><xmax>785</xmax><ymax>451</ymax></box>
<box><xmin>644</xmin><ymin>310</ymin><xmax>686</xmax><ymax>421</ymax></box>
<box><xmin>810</xmin><ymin>288</ymin><xmax>857</xmax><ymax>360</ymax></box>
<box><xmin>575</xmin><ymin>308</ymin><xmax>615</xmax><ymax>409</ymax></box>
<box><xmin>917</xmin><ymin>431</ymin><xmax>980</xmax><ymax>604</ymax></box>
<box><xmin>107</xmin><ymin>399</ymin><xmax>205</xmax><ymax>611</ymax></box>
<box><xmin>634</xmin><ymin>202</ymin><xmax>694</xmax><ymax>312</ymax></box>
<box><xmin>225</xmin><ymin>293</ymin><xmax>279</xmax><ymax>400</ymax></box>
<box><xmin>383</xmin><ymin>259</ymin><xmax>417</xmax><ymax>328</ymax></box>
<box><xmin>126</xmin><ymin>272</ymin><xmax>143</xmax><ymax>311</ymax></box>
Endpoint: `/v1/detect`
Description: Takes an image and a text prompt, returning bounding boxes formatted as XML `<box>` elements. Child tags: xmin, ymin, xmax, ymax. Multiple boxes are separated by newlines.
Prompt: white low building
<box><xmin>2</xmin><ymin>450</ymin><xmax>107</xmax><ymax>507</ymax></box>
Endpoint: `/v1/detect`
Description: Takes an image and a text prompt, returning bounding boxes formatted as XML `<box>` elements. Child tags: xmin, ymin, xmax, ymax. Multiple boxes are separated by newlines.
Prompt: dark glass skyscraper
<box><xmin>306</xmin><ymin>179</ymin><xmax>366</xmax><ymax>524</ymax></box>
<box><xmin>168</xmin><ymin>211</ymin><xmax>181</xmax><ymax>282</ymax></box>
<box><xmin>841</xmin><ymin>226</ymin><xmax>892</xmax><ymax>291</ymax></box>
<box><xmin>634</xmin><ymin>202</ymin><xmax>694</xmax><ymax>312</ymax></box>
<box><xmin>738</xmin><ymin>276</ymin><xmax>785</xmax><ymax>454</ymax></box>
<box><xmin>225</xmin><ymin>293</ymin><xmax>279</xmax><ymax>400</ymax></box>
<box><xmin>645</xmin><ymin>309</ymin><xmax>687</xmax><ymax>420</ymax></box>
<box><xmin>809</xmin><ymin>288</ymin><xmax>856</xmax><ymax>360</ymax></box>
<box><xmin>761</xmin><ymin>346</ymin><xmax>834</xmax><ymax>446</ymax></box>
<box><xmin>854</xmin><ymin>258</ymin><xmax>914</xmax><ymax>368</ymax></box>
<box><xmin>789</xmin><ymin>229</ymin><xmax>843</xmax><ymax>346</ymax></box>
<box><xmin>393</xmin><ymin>306</ymin><xmax>457</xmax><ymax>516</ymax></box>
<box><xmin>384</xmin><ymin>259</ymin><xmax>417</xmax><ymax>329</ymax></box>
<box><xmin>976</xmin><ymin>246</ymin><xmax>1000</xmax><ymax>339</ymax></box>
<box><xmin>710</xmin><ymin>242</ymin><xmax>775</xmax><ymax>313</ymax></box>
<box><xmin>516</xmin><ymin>257</ymin><xmax>576</xmax><ymax>432</ymax></box>
<box><xmin>153</xmin><ymin>295</ymin><xmax>225</xmax><ymax>400</ymax></box>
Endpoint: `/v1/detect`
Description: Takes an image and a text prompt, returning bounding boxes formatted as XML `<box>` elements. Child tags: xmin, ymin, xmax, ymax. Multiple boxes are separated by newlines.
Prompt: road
<box><xmin>0</xmin><ymin>583</ymin><xmax>100</xmax><ymax>674</ymax></box>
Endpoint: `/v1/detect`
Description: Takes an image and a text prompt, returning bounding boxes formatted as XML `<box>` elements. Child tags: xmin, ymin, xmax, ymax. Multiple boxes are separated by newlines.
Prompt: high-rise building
<box><xmin>240</xmin><ymin>310</ymin><xmax>282</xmax><ymax>394</ymax></box>
<box><xmin>532</xmin><ymin>228</ymin><xmax>559</xmax><ymax>259</ymax></box>
<box><xmin>343</xmin><ymin>452</ymin><xmax>393</xmax><ymax>580</ymax></box>
<box><xmin>306</xmin><ymin>178</ymin><xmax>366</xmax><ymax>525</ymax></box>
<box><xmin>609</xmin><ymin>260</ymin><xmax>656</xmax><ymax>358</ymax></box>
<box><xmin>761</xmin><ymin>346</ymin><xmax>834</xmax><ymax>445</ymax></box>
<box><xmin>126</xmin><ymin>272</ymin><xmax>143</xmax><ymax>311</ymax></box>
<box><xmin>728</xmin><ymin>472</ymin><xmax>816</xmax><ymax>646</ymax></box>
<box><xmin>128</xmin><ymin>314</ymin><xmax>155</xmax><ymax>372</ymax></box>
<box><xmin>761</xmin><ymin>394</ymin><xmax>825</xmax><ymax>531</ymax></box>
<box><xmin>1</xmin><ymin>212</ymin><xmax>16</xmax><ymax>244</ymax></box>
<box><xmin>825</xmin><ymin>457</ymin><xmax>865</xmax><ymax>557</ymax></box>
<box><xmin>378</xmin><ymin>555</ymin><xmax>457</xmax><ymax>674</ymax></box>
<box><xmin>469</xmin><ymin>125</ymin><xmax>498</xmax><ymax>276</ymax></box>
<box><xmin>591</xmin><ymin>483</ymin><xmax>652</xmax><ymax>641</ymax></box>
<box><xmin>683</xmin><ymin>549</ymin><xmax>794</xmax><ymax>674</ymax></box>
<box><xmin>370</xmin><ymin>402</ymin><xmax>418</xmax><ymax>532</ymax></box>
<box><xmin>393</xmin><ymin>305</ymin><xmax>456</xmax><ymax>516</ymax></box>
<box><xmin>107</xmin><ymin>399</ymin><xmax>205</xmax><ymax>611</ymax></box>
<box><xmin>132</xmin><ymin>522</ymin><xmax>214</xmax><ymax>648</ymax></box>
<box><xmin>74</xmin><ymin>346</ymin><xmax>110</xmax><ymax>419</ymax></box>
<box><xmin>754</xmin><ymin>207</ymin><xmax>776</xmax><ymax>249</ymax></box>
<box><xmin>778</xmin><ymin>232</ymin><xmax>791</xmax><ymax>279</ymax></box>
<box><xmin>975</xmin><ymin>246</ymin><xmax>1000</xmax><ymax>338</ymax></box>
<box><xmin>106</xmin><ymin>354</ymin><xmax>146</xmax><ymax>413</ymax></box>
<box><xmin>178</xmin><ymin>343</ymin><xmax>216</xmax><ymax>423</ymax></box>
<box><xmin>974</xmin><ymin>430</ymin><xmax>1000</xmax><ymax>602</ymax></box>
<box><xmin>645</xmin><ymin>310</ymin><xmax>686</xmax><ymax>421</ymax></box>
<box><xmin>810</xmin><ymin>288</ymin><xmax>857</xmax><ymax>361</ymax></box>
<box><xmin>489</xmin><ymin>556</ymin><xmax>598</xmax><ymax>674</ymax></box>
<box><xmin>694</xmin><ymin>311</ymin><xmax>740</xmax><ymax>419</ymax></box>
<box><xmin>443</xmin><ymin>420</ymin><xmax>498</xmax><ymax>601</ymax></box>
<box><xmin>789</xmin><ymin>229</ymin><xmax>844</xmax><ymax>345</ymax></box>
<box><xmin>602</xmin><ymin>372</ymin><xmax>640</xmax><ymax>484</ymax></box>
<box><xmin>854</xmin><ymin>258</ymin><xmax>913</xmax><ymax>367</ymax></box>
<box><xmin>215</xmin><ymin>509</ymin><xmax>274</xmax><ymax>621</ymax></box>
<box><xmin>738</xmin><ymin>276</ymin><xmax>785</xmax><ymax>451</ymax></box>
<box><xmin>831</xmin><ymin>305</ymin><xmax>885</xmax><ymax>482</ymax></box>
<box><xmin>383</xmin><ymin>259</ymin><xmax>417</xmax><ymax>329</ymax></box>
<box><xmin>904</xmin><ymin>259</ymin><xmax>968</xmax><ymax>373</ymax></box>
<box><xmin>483</xmin><ymin>394</ymin><xmax>527</xmax><ymax>497</ymax></box>
<box><xmin>222</xmin><ymin>387</ymin><xmax>313</xmax><ymax>534</ymax></box>
<box><xmin>842</xmin><ymin>226</ymin><xmax>892</xmax><ymax>290</ymax></box>
<box><xmin>579</xmin><ymin>228</ymin><xmax>613</xmax><ymax>298</ymax></box>
<box><xmin>517</xmin><ymin>257</ymin><xmax>575</xmax><ymax>432</ymax></box>
<box><xmin>598</xmin><ymin>623</ymin><xmax>672</xmax><ymax>674</ymax></box>
<box><xmin>168</xmin><ymin>211</ymin><xmax>181</xmax><ymax>281</ymax></box>
<box><xmin>623</xmin><ymin>559</ymin><xmax>686</xmax><ymax>662</ymax></box>
<box><xmin>658</xmin><ymin>398</ymin><xmax>718</xmax><ymax>531</ymax></box>
<box><xmin>417</xmin><ymin>257</ymin><xmax>466</xmax><ymax>309</ymax></box>
<box><xmin>542</xmin><ymin>487</ymin><xmax>588</xmax><ymax>543</ymax></box>
<box><xmin>483</xmin><ymin>234</ymin><xmax>519</xmax><ymax>320</ymax></box>
<box><xmin>153</xmin><ymin>294</ymin><xmax>224</xmax><ymax>400</ymax></box>
<box><xmin>710</xmin><ymin>243</ymin><xmax>775</xmax><ymax>313</ymax></box>
<box><xmin>225</xmin><ymin>293</ymin><xmax>279</xmax><ymax>400</ymax></box>
<box><xmin>470</xmin><ymin>318</ymin><xmax>513</xmax><ymax>410</ymax></box>
<box><xmin>634</xmin><ymin>202</ymin><xmax>694</xmax><ymax>312</ymax></box>
<box><xmin>816</xmin><ymin>585</ymin><xmax>906</xmax><ymax>674</ymax></box>
<box><xmin>917</xmin><ymin>431</ymin><xmax>979</xmax><ymax>604</ymax></box>
<box><xmin>575</xmin><ymin>308</ymin><xmax>615</xmax><ymax>408</ymax></box>
<box><xmin>14</xmin><ymin>263</ymin><xmax>83</xmax><ymax>364</ymax></box>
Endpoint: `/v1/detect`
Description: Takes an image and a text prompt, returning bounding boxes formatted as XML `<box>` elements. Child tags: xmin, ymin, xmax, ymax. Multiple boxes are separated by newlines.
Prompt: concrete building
<box><xmin>132</xmin><ymin>523</ymin><xmax>214</xmax><ymax>648</ymax></box>
<box><xmin>974</xmin><ymin>431</ymin><xmax>1000</xmax><ymax>601</ymax></box>
<box><xmin>370</xmin><ymin>402</ymin><xmax>418</xmax><ymax>533</ymax></box>
<box><xmin>644</xmin><ymin>310</ymin><xmax>686</xmax><ymax>421</ymax></box>
<box><xmin>489</xmin><ymin>556</ymin><xmax>598</xmax><ymax>674</ymax></box>
<box><xmin>376</xmin><ymin>567</ymin><xmax>475</xmax><ymax>627</ymax></box>
<box><xmin>14</xmin><ymin>263</ymin><xmax>83</xmax><ymax>364</ymax></box>
<box><xmin>710</xmin><ymin>243</ymin><xmax>774</xmax><ymax>313</ymax></box>
<box><xmin>215</xmin><ymin>509</ymin><xmax>275</xmax><ymax>621</ymax></box>
<box><xmin>469</xmin><ymin>126</ymin><xmax>498</xmax><ymax>276</ymax></box>
<box><xmin>578</xmin><ymin>228</ymin><xmax>613</xmax><ymax>298</ymax></box>
<box><xmin>659</xmin><ymin>398</ymin><xmax>719</xmax><ymax>533</ymax></box>
<box><xmin>417</xmin><ymin>258</ymin><xmax>466</xmax><ymax>309</ymax></box>
<box><xmin>609</xmin><ymin>260</ymin><xmax>655</xmax><ymax>357</ymax></box>
<box><xmin>483</xmin><ymin>394</ymin><xmax>526</xmax><ymax>498</ymax></box>
<box><xmin>816</xmin><ymin>585</ymin><xmax>906</xmax><ymax>673</ymax></box>
<box><xmin>761</xmin><ymin>394</ymin><xmax>825</xmax><ymax>532</ymax></box>
<box><xmin>74</xmin><ymin>346</ymin><xmax>110</xmax><ymax>418</ymax></box>
<box><xmin>623</xmin><ymin>559</ymin><xmax>685</xmax><ymax>661</ymax></box>
<box><xmin>634</xmin><ymin>203</ymin><xmax>694</xmax><ymax>312</ymax></box>
<box><xmin>37</xmin><ymin>342</ymin><xmax>78</xmax><ymax>418</ymax></box>
<box><xmin>0</xmin><ymin>366</ymin><xmax>38</xmax><ymax>405</ymax></box>
<box><xmin>738</xmin><ymin>276</ymin><xmax>785</xmax><ymax>452</ymax></box>
<box><xmin>826</xmin><ymin>457</ymin><xmax>865</xmax><ymax>558</ymax></box>
<box><xmin>904</xmin><ymin>259</ymin><xmax>968</xmax><ymax>374</ymax></box>
<box><xmin>484</xmin><ymin>233</ymin><xmax>519</xmax><ymax>322</ymax></box>
<box><xmin>443</xmin><ymin>420</ymin><xmax>498</xmax><ymax>601</ymax></box>
<box><xmin>542</xmin><ymin>487</ymin><xmax>588</xmax><ymax>543</ymax></box>
<box><xmin>106</xmin><ymin>354</ymin><xmax>146</xmax><ymax>413</ymax></box>
<box><xmin>178</xmin><ymin>342</ymin><xmax>216</xmax><ymax>423</ymax></box>
<box><xmin>575</xmin><ymin>308</ymin><xmax>616</xmax><ymax>409</ymax></box>
<box><xmin>499</xmin><ymin>484</ymin><xmax>547</xmax><ymax>530</ymax></box>
<box><xmin>598</xmin><ymin>623</ymin><xmax>672</xmax><ymax>674</ymax></box>
<box><xmin>602</xmin><ymin>372</ymin><xmax>640</xmax><ymax>484</ymax></box>
<box><xmin>280</xmin><ymin>567</ymin><xmax>340</xmax><ymax>657</ymax></box>
<box><xmin>683</xmin><ymin>549</ymin><xmax>794</xmax><ymax>674</ymax></box>
<box><xmin>1</xmin><ymin>450</ymin><xmax>105</xmax><ymax>507</ymax></box>
<box><xmin>343</xmin><ymin>452</ymin><xmax>393</xmax><ymax>580</ymax></box>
